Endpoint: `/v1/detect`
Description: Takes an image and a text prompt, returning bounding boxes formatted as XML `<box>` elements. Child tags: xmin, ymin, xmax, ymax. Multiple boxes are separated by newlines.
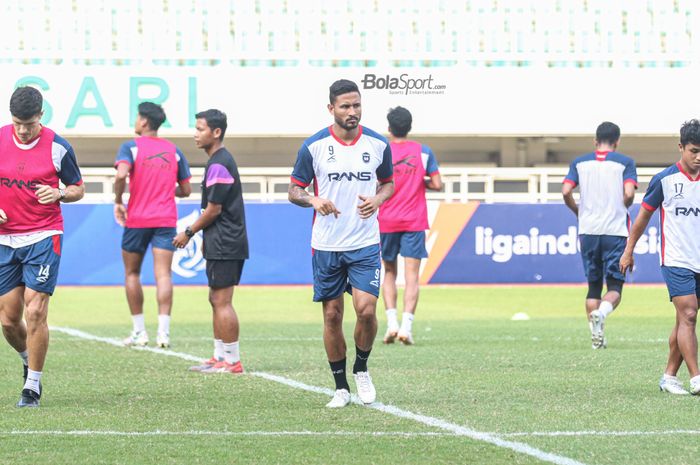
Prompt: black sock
<box><xmin>353</xmin><ymin>346</ymin><xmax>371</xmax><ymax>374</ymax></box>
<box><xmin>329</xmin><ymin>358</ymin><xmax>350</xmax><ymax>391</ymax></box>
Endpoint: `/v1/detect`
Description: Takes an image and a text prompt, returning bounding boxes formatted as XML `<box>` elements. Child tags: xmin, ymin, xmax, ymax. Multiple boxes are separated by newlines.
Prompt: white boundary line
<box><xmin>51</xmin><ymin>326</ymin><xmax>587</xmax><ymax>465</ymax></box>
<box><xmin>502</xmin><ymin>430</ymin><xmax>700</xmax><ymax>437</ymax></box>
<box><xmin>0</xmin><ymin>430</ymin><xmax>452</xmax><ymax>437</ymax></box>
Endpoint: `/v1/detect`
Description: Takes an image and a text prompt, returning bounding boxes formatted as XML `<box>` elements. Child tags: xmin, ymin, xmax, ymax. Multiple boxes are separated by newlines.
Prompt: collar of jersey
<box><xmin>12</xmin><ymin>127</ymin><xmax>43</xmax><ymax>150</ymax></box>
<box><xmin>329</xmin><ymin>125</ymin><xmax>363</xmax><ymax>146</ymax></box>
<box><xmin>676</xmin><ymin>161</ymin><xmax>700</xmax><ymax>182</ymax></box>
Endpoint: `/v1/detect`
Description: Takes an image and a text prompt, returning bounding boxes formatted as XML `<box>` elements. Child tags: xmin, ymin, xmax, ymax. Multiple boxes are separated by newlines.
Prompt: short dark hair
<box><xmin>329</xmin><ymin>79</ymin><xmax>360</xmax><ymax>104</ymax></box>
<box><xmin>10</xmin><ymin>87</ymin><xmax>43</xmax><ymax>120</ymax></box>
<box><xmin>196</xmin><ymin>109</ymin><xmax>227</xmax><ymax>141</ymax></box>
<box><xmin>595</xmin><ymin>121</ymin><xmax>620</xmax><ymax>145</ymax></box>
<box><xmin>138</xmin><ymin>102</ymin><xmax>166</xmax><ymax>131</ymax></box>
<box><xmin>387</xmin><ymin>106</ymin><xmax>412</xmax><ymax>138</ymax></box>
<box><xmin>680</xmin><ymin>119</ymin><xmax>700</xmax><ymax>147</ymax></box>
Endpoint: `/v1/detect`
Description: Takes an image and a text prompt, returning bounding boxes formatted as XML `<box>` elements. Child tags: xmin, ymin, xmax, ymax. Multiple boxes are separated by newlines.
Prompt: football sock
<box><xmin>223</xmin><ymin>341</ymin><xmax>240</xmax><ymax>364</ymax></box>
<box><xmin>131</xmin><ymin>314</ymin><xmax>146</xmax><ymax>333</ymax></box>
<box><xmin>18</xmin><ymin>350</ymin><xmax>28</xmax><ymax>366</ymax></box>
<box><xmin>214</xmin><ymin>339</ymin><xmax>224</xmax><ymax>361</ymax></box>
<box><xmin>663</xmin><ymin>373</ymin><xmax>679</xmax><ymax>380</ymax></box>
<box><xmin>353</xmin><ymin>346</ymin><xmax>371</xmax><ymax>374</ymax></box>
<box><xmin>400</xmin><ymin>312</ymin><xmax>415</xmax><ymax>333</ymax></box>
<box><xmin>385</xmin><ymin>308</ymin><xmax>399</xmax><ymax>329</ymax></box>
<box><xmin>598</xmin><ymin>301</ymin><xmax>614</xmax><ymax>318</ymax></box>
<box><xmin>329</xmin><ymin>358</ymin><xmax>350</xmax><ymax>390</ymax></box>
<box><xmin>157</xmin><ymin>315</ymin><xmax>171</xmax><ymax>336</ymax></box>
<box><xmin>24</xmin><ymin>369</ymin><xmax>42</xmax><ymax>395</ymax></box>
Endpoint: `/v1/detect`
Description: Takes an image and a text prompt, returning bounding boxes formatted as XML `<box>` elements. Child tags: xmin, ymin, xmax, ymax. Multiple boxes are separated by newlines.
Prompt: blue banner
<box><xmin>59</xmin><ymin>202</ymin><xmax>313</xmax><ymax>285</ymax></box>
<box><xmin>58</xmin><ymin>202</ymin><xmax>663</xmax><ymax>285</ymax></box>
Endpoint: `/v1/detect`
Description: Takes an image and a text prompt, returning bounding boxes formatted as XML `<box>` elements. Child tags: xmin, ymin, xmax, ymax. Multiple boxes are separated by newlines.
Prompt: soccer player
<box><xmin>288</xmin><ymin>79</ymin><xmax>394</xmax><ymax>408</ymax></box>
<box><xmin>621</xmin><ymin>119</ymin><xmax>700</xmax><ymax>395</ymax></box>
<box><xmin>173</xmin><ymin>109</ymin><xmax>246</xmax><ymax>374</ymax></box>
<box><xmin>562</xmin><ymin>121</ymin><xmax>637</xmax><ymax>349</ymax></box>
<box><xmin>378</xmin><ymin>106</ymin><xmax>441</xmax><ymax>346</ymax></box>
<box><xmin>114</xmin><ymin>102</ymin><xmax>192</xmax><ymax>348</ymax></box>
<box><xmin>0</xmin><ymin>86</ymin><xmax>84</xmax><ymax>407</ymax></box>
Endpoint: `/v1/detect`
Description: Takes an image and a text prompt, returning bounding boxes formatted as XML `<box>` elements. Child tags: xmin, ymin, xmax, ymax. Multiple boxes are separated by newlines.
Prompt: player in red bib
<box><xmin>0</xmin><ymin>87</ymin><xmax>84</xmax><ymax>407</ymax></box>
<box><xmin>378</xmin><ymin>107</ymin><xmax>441</xmax><ymax>345</ymax></box>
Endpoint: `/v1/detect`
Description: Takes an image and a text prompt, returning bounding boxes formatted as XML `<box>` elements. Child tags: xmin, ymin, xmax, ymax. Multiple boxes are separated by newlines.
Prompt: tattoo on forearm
<box><xmin>289</xmin><ymin>185</ymin><xmax>313</xmax><ymax>208</ymax></box>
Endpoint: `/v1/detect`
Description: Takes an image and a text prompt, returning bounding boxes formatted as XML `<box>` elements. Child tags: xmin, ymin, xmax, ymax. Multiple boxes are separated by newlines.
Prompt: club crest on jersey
<box><xmin>362</xmin><ymin>152</ymin><xmax>370</xmax><ymax>163</ymax></box>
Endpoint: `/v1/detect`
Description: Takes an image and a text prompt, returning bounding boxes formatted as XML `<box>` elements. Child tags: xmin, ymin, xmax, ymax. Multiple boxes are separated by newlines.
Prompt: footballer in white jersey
<box><xmin>562</xmin><ymin>122</ymin><xmax>637</xmax><ymax>350</ymax></box>
<box><xmin>621</xmin><ymin>119</ymin><xmax>700</xmax><ymax>395</ymax></box>
<box><xmin>288</xmin><ymin>79</ymin><xmax>394</xmax><ymax>407</ymax></box>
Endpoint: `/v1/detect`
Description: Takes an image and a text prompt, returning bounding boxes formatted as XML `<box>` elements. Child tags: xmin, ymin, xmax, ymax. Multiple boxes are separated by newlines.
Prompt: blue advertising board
<box><xmin>57</xmin><ymin>202</ymin><xmax>663</xmax><ymax>285</ymax></box>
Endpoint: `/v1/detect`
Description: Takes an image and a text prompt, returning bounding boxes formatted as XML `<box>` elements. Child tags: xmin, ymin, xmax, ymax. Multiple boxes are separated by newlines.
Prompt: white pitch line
<box><xmin>51</xmin><ymin>326</ymin><xmax>587</xmax><ymax>465</ymax></box>
<box><xmin>502</xmin><ymin>430</ymin><xmax>700</xmax><ymax>437</ymax></box>
<box><xmin>0</xmin><ymin>430</ymin><xmax>451</xmax><ymax>437</ymax></box>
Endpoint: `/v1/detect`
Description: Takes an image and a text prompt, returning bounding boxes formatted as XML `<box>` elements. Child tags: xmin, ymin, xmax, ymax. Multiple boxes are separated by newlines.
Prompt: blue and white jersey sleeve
<box><xmin>52</xmin><ymin>135</ymin><xmax>83</xmax><ymax>186</ymax></box>
<box><xmin>422</xmin><ymin>145</ymin><xmax>440</xmax><ymax>175</ymax></box>
<box><xmin>623</xmin><ymin>158</ymin><xmax>638</xmax><ymax>186</ymax></box>
<box><xmin>291</xmin><ymin>144</ymin><xmax>315</xmax><ymax>187</ymax></box>
<box><xmin>176</xmin><ymin>148</ymin><xmax>192</xmax><ymax>182</ymax></box>
<box><xmin>642</xmin><ymin>173</ymin><xmax>664</xmax><ymax>212</ymax></box>
<box><xmin>376</xmin><ymin>143</ymin><xmax>393</xmax><ymax>182</ymax></box>
<box><xmin>115</xmin><ymin>140</ymin><xmax>136</xmax><ymax>167</ymax></box>
<box><xmin>564</xmin><ymin>160</ymin><xmax>579</xmax><ymax>187</ymax></box>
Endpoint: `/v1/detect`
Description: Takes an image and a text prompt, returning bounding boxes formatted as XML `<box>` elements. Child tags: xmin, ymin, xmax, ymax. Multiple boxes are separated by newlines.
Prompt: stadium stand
<box><xmin>0</xmin><ymin>0</ymin><xmax>696</xmax><ymax>67</ymax></box>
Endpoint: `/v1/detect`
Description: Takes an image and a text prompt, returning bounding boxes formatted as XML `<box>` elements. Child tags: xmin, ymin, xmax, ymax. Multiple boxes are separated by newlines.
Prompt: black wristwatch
<box><xmin>185</xmin><ymin>226</ymin><xmax>195</xmax><ymax>238</ymax></box>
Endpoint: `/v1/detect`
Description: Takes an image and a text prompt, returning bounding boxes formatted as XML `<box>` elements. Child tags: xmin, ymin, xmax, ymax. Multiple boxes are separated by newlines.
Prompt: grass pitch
<box><xmin>1</xmin><ymin>285</ymin><xmax>699</xmax><ymax>465</ymax></box>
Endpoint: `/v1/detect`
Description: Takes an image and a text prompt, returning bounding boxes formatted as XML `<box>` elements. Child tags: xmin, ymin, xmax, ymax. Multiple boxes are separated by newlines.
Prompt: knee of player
<box><xmin>677</xmin><ymin>307</ymin><xmax>698</xmax><ymax>325</ymax></box>
<box><xmin>355</xmin><ymin>306</ymin><xmax>377</xmax><ymax>323</ymax></box>
<box><xmin>23</xmin><ymin>304</ymin><xmax>48</xmax><ymax>325</ymax></box>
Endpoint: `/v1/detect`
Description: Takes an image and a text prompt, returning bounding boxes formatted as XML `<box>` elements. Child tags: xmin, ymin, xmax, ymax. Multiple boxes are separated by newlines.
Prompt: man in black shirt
<box><xmin>173</xmin><ymin>109</ymin><xmax>248</xmax><ymax>373</ymax></box>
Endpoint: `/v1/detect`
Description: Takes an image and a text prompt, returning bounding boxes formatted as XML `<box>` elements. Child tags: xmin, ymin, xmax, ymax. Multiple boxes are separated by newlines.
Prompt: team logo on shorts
<box><xmin>362</xmin><ymin>152</ymin><xmax>370</xmax><ymax>163</ymax></box>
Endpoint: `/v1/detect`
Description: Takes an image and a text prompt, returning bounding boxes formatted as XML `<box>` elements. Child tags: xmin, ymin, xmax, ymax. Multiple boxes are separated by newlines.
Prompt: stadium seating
<box><xmin>0</xmin><ymin>0</ymin><xmax>695</xmax><ymax>67</ymax></box>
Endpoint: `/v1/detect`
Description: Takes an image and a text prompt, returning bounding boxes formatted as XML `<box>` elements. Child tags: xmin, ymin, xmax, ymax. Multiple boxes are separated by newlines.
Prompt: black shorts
<box><xmin>206</xmin><ymin>259</ymin><xmax>245</xmax><ymax>289</ymax></box>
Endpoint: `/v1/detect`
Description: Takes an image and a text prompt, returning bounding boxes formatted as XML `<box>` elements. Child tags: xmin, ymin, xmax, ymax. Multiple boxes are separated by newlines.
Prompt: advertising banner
<box><xmin>57</xmin><ymin>202</ymin><xmax>663</xmax><ymax>286</ymax></box>
<box><xmin>0</xmin><ymin>65</ymin><xmax>692</xmax><ymax>136</ymax></box>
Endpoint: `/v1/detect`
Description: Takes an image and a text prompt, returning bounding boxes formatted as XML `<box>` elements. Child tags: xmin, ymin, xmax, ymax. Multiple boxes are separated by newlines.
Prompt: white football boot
<box><xmin>326</xmin><ymin>389</ymin><xmax>351</xmax><ymax>408</ymax></box>
<box><xmin>123</xmin><ymin>330</ymin><xmax>149</xmax><ymax>347</ymax></box>
<box><xmin>659</xmin><ymin>375</ymin><xmax>690</xmax><ymax>395</ymax></box>
<box><xmin>589</xmin><ymin>310</ymin><xmax>605</xmax><ymax>349</ymax></box>
<box><xmin>353</xmin><ymin>371</ymin><xmax>376</xmax><ymax>404</ymax></box>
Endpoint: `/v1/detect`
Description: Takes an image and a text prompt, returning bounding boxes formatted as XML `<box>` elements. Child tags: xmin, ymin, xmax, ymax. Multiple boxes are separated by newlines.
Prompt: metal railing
<box><xmin>79</xmin><ymin>166</ymin><xmax>661</xmax><ymax>204</ymax></box>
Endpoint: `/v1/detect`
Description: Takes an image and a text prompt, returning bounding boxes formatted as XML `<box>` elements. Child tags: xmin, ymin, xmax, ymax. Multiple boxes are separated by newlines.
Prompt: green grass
<box><xmin>1</xmin><ymin>285</ymin><xmax>699</xmax><ymax>465</ymax></box>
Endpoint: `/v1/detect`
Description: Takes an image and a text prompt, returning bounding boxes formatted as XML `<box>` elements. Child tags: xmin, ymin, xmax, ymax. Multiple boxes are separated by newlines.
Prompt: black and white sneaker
<box><xmin>23</xmin><ymin>364</ymin><xmax>28</xmax><ymax>383</ymax></box>
<box><xmin>16</xmin><ymin>387</ymin><xmax>41</xmax><ymax>408</ymax></box>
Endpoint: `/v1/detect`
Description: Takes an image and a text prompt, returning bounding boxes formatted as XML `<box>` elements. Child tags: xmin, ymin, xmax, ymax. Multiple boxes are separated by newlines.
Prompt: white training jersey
<box><xmin>642</xmin><ymin>162</ymin><xmax>700</xmax><ymax>272</ymax></box>
<box><xmin>291</xmin><ymin>125</ymin><xmax>393</xmax><ymax>251</ymax></box>
<box><xmin>564</xmin><ymin>151</ymin><xmax>637</xmax><ymax>236</ymax></box>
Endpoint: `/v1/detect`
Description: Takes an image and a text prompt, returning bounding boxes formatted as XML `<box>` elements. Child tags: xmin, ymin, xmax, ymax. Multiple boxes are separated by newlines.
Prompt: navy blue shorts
<box><xmin>0</xmin><ymin>235</ymin><xmax>63</xmax><ymax>296</ymax></box>
<box><xmin>579</xmin><ymin>234</ymin><xmax>626</xmax><ymax>283</ymax></box>
<box><xmin>122</xmin><ymin>227</ymin><xmax>177</xmax><ymax>254</ymax></box>
<box><xmin>312</xmin><ymin>244</ymin><xmax>381</xmax><ymax>302</ymax></box>
<box><xmin>661</xmin><ymin>266</ymin><xmax>700</xmax><ymax>300</ymax></box>
<box><xmin>380</xmin><ymin>231</ymin><xmax>428</xmax><ymax>261</ymax></box>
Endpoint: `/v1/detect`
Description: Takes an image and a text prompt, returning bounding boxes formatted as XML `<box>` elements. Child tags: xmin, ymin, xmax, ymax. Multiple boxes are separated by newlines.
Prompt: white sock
<box><xmin>663</xmin><ymin>374</ymin><xmax>679</xmax><ymax>381</ymax></box>
<box><xmin>223</xmin><ymin>341</ymin><xmax>240</xmax><ymax>364</ymax></box>
<box><xmin>386</xmin><ymin>308</ymin><xmax>399</xmax><ymax>329</ymax></box>
<box><xmin>157</xmin><ymin>315</ymin><xmax>171</xmax><ymax>335</ymax></box>
<box><xmin>598</xmin><ymin>301</ymin><xmax>614</xmax><ymax>318</ymax></box>
<box><xmin>132</xmin><ymin>314</ymin><xmax>146</xmax><ymax>333</ymax></box>
<box><xmin>18</xmin><ymin>350</ymin><xmax>28</xmax><ymax>366</ymax></box>
<box><xmin>214</xmin><ymin>339</ymin><xmax>224</xmax><ymax>361</ymax></box>
<box><xmin>401</xmin><ymin>312</ymin><xmax>414</xmax><ymax>333</ymax></box>
<box><xmin>24</xmin><ymin>369</ymin><xmax>42</xmax><ymax>395</ymax></box>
